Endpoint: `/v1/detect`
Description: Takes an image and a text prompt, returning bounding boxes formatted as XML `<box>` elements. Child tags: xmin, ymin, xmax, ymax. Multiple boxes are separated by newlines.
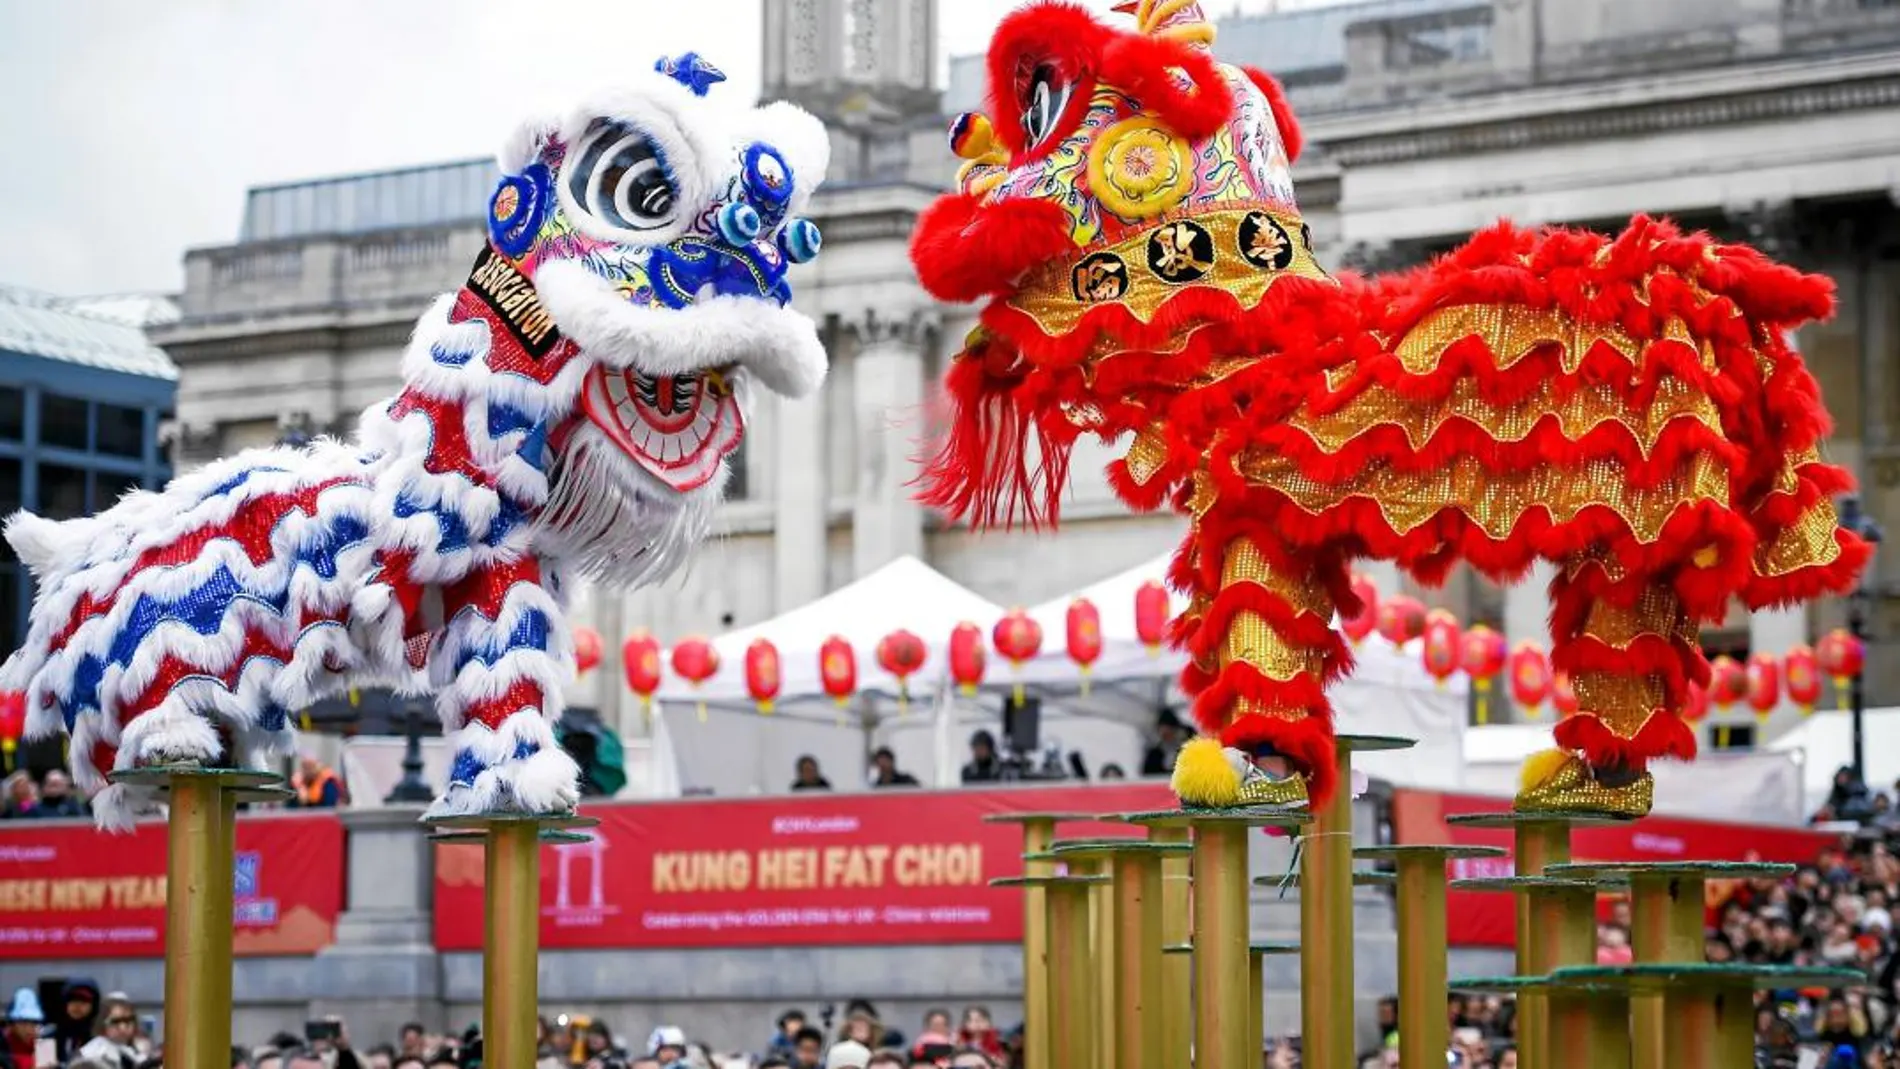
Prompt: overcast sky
<box><xmin>0</xmin><ymin>0</ymin><xmax>1321</xmax><ymax>298</ymax></box>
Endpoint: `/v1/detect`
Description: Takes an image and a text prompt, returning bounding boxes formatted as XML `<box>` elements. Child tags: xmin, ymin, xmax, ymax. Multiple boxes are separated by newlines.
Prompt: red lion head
<box><xmin>910</xmin><ymin>0</ymin><xmax>1316</xmax><ymax>529</ymax></box>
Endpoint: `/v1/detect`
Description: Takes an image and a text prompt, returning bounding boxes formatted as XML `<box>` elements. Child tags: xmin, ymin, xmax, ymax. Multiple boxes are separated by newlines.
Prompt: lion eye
<box><xmin>568</xmin><ymin>121</ymin><xmax>680</xmax><ymax>232</ymax></box>
<box><xmin>1020</xmin><ymin>63</ymin><xmax>1072</xmax><ymax>150</ymax></box>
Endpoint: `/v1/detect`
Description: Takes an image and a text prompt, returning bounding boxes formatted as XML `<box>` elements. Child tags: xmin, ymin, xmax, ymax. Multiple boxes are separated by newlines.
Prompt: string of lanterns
<box><xmin>583</xmin><ymin>571</ymin><xmax>1866</xmax><ymax>723</ymax></box>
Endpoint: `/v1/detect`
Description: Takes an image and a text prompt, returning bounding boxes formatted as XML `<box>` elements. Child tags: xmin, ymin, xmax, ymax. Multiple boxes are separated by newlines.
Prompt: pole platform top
<box><xmin>990</xmin><ymin>874</ymin><xmax>1109</xmax><ymax>887</ymax></box>
<box><xmin>1164</xmin><ymin>941</ymin><xmax>1300</xmax><ymax>955</ymax></box>
<box><xmin>1052</xmin><ymin>840</ymin><xmax>1193</xmax><ymax>860</ymax></box>
<box><xmin>429</xmin><ymin>828</ymin><xmax>593</xmax><ymax>844</ymax></box>
<box><xmin>1355</xmin><ymin>844</ymin><xmax>1508</xmax><ymax>862</ymax></box>
<box><xmin>1546</xmin><ymin>861</ymin><xmax>1795</xmax><ymax>880</ymax></box>
<box><xmin>110</xmin><ymin>765</ymin><xmax>285</xmax><ymax>790</ymax></box>
<box><xmin>1117</xmin><ymin>805</ymin><xmax>1312</xmax><ymax>829</ymax></box>
<box><xmin>1445</xmin><ymin>810</ymin><xmax>1635</xmax><ymax>829</ymax></box>
<box><xmin>1336</xmin><ymin>734</ymin><xmax>1417</xmax><ymax>753</ymax></box>
<box><xmin>1548</xmin><ymin>963</ymin><xmax>1868</xmax><ymax>993</ymax></box>
<box><xmin>1451</xmin><ymin>976</ymin><xmax>1627</xmax><ymax>995</ymax></box>
<box><xmin>1252</xmin><ymin>870</ymin><xmax>1396</xmax><ymax>888</ymax></box>
<box><xmin>1450</xmin><ymin>875</ymin><xmax>1622</xmax><ymax>893</ymax></box>
<box><xmin>983</xmin><ymin>811</ymin><xmax>1121</xmax><ymax>825</ymax></box>
<box><xmin>424</xmin><ymin>812</ymin><xmax>600</xmax><ymax>833</ymax></box>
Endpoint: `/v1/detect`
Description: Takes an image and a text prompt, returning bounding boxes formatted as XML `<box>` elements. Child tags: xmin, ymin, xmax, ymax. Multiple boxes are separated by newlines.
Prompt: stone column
<box><xmin>849</xmin><ymin>309</ymin><xmax>937</xmax><ymax>579</ymax></box>
<box><xmin>775</xmin><ymin>342</ymin><xmax>831</xmax><ymax>613</ymax></box>
<box><xmin>307</xmin><ymin>806</ymin><xmax>443</xmax><ymax>1032</ymax></box>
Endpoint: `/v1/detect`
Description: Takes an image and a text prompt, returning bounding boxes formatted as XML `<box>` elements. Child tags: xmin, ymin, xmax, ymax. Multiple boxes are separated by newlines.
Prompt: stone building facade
<box><xmin>152</xmin><ymin>0</ymin><xmax>1900</xmax><ymax>753</ymax></box>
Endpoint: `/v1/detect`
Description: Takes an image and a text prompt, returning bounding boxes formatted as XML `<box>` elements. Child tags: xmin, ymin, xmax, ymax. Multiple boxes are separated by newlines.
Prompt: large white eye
<box><xmin>1021</xmin><ymin>63</ymin><xmax>1073</xmax><ymax>150</ymax></box>
<box><xmin>567</xmin><ymin>120</ymin><xmax>680</xmax><ymax>233</ymax></box>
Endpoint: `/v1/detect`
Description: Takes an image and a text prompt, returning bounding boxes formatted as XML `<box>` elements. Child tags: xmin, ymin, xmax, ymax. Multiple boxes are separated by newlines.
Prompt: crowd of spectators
<box><xmin>0</xmin><ymin>997</ymin><xmax>1020</xmax><ymax>1069</ymax></box>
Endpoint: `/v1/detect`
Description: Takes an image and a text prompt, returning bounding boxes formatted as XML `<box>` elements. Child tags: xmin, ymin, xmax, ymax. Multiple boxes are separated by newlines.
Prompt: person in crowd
<box><xmin>1097</xmin><ymin>763</ymin><xmax>1126</xmax><ymax>780</ymax></box>
<box><xmin>947</xmin><ymin>1053</ymin><xmax>993</xmax><ymax>1069</ymax></box>
<box><xmin>869</xmin><ymin>748</ymin><xmax>918</xmax><ymax>788</ymax></box>
<box><xmin>291</xmin><ymin>753</ymin><xmax>344</xmax><ymax>808</ymax></box>
<box><xmin>29</xmin><ymin>770</ymin><xmax>85</xmax><ymax>819</ymax></box>
<box><xmin>364</xmin><ymin>1044</ymin><xmax>396</xmax><ymax>1069</ymax></box>
<box><xmin>53</xmin><ymin>977</ymin><xmax>101</xmax><ymax>1063</ymax></box>
<box><xmin>766</xmin><ymin>1011</ymin><xmax>807</xmax><ymax>1060</ymax></box>
<box><xmin>392</xmin><ymin>1058</ymin><xmax>427</xmax><ymax>1069</ymax></box>
<box><xmin>836</xmin><ymin>1010</ymin><xmax>883</xmax><ymax>1050</ymax></box>
<box><xmin>954</xmin><ymin>1008</ymin><xmax>1002</xmax><ymax>1062</ymax></box>
<box><xmin>1139</xmin><ymin>709</ymin><xmax>1189</xmax><ymax>777</ymax></box>
<box><xmin>789</xmin><ymin>1027</ymin><xmax>826</xmax><ymax>1069</ymax></box>
<box><xmin>0</xmin><ymin>772</ymin><xmax>36</xmax><ymax>819</ymax></box>
<box><xmin>644</xmin><ymin>1025</ymin><xmax>686</xmax><ymax>1065</ymax></box>
<box><xmin>791</xmin><ymin>756</ymin><xmax>832</xmax><ymax>792</ymax></box>
<box><xmin>863</xmin><ymin>1053</ymin><xmax>906</xmax><ymax>1069</ymax></box>
<box><xmin>960</xmin><ymin>732</ymin><xmax>1002</xmax><ymax>784</ymax></box>
<box><xmin>823</xmin><ymin>1039</ymin><xmax>870</xmax><ymax>1069</ymax></box>
<box><xmin>757</xmin><ymin>1059</ymin><xmax>790</xmax><ymax>1069</ymax></box>
<box><xmin>2</xmin><ymin>987</ymin><xmax>43</xmax><ymax>1069</ymax></box>
<box><xmin>77</xmin><ymin>994</ymin><xmax>140</xmax><ymax>1069</ymax></box>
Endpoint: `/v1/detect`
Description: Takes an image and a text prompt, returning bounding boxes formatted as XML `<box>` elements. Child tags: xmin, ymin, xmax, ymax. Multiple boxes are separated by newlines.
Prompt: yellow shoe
<box><xmin>1513</xmin><ymin>749</ymin><xmax>1653</xmax><ymax>818</ymax></box>
<box><xmin>1171</xmin><ymin>737</ymin><xmax>1308</xmax><ymax>810</ymax></box>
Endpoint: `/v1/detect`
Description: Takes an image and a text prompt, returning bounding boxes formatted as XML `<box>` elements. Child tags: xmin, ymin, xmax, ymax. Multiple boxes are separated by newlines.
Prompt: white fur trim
<box><xmin>425</xmin><ymin>711</ymin><xmax>580</xmax><ymax>819</ymax></box>
<box><xmin>534</xmin><ymin>259</ymin><xmax>827</xmax><ymax>398</ymax></box>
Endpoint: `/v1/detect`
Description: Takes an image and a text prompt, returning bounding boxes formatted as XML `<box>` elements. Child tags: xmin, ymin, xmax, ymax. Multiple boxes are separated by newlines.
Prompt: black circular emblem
<box><xmin>1238</xmin><ymin>212</ymin><xmax>1296</xmax><ymax>271</ymax></box>
<box><xmin>1146</xmin><ymin>221</ymin><xmax>1215</xmax><ymax>284</ymax></box>
<box><xmin>1070</xmin><ymin>252</ymin><xmax>1130</xmax><ymax>303</ymax></box>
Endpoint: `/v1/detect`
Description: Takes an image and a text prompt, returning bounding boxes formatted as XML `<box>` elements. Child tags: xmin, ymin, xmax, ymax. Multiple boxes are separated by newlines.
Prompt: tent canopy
<box><xmin>654</xmin><ymin>555</ymin><xmax>1004</xmax><ymax>709</ymax></box>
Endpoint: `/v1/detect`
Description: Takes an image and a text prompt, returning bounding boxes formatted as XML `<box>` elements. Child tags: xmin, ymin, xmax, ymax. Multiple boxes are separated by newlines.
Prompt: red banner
<box><xmin>1392</xmin><ymin>788</ymin><xmax>1839</xmax><ymax>947</ymax></box>
<box><xmin>0</xmin><ymin>812</ymin><xmax>345</xmax><ymax>959</ymax></box>
<box><xmin>433</xmin><ymin>783</ymin><xmax>1174</xmax><ymax>950</ymax></box>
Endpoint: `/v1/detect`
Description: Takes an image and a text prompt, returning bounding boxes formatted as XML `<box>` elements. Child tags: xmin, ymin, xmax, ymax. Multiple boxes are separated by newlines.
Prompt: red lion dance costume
<box><xmin>910</xmin><ymin>0</ymin><xmax>1869</xmax><ymax>817</ymax></box>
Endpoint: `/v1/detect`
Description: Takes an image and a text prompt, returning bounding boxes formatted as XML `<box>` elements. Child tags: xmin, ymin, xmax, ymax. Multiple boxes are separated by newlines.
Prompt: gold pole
<box><xmin>1022</xmin><ymin>818</ymin><xmax>1058</xmax><ymax>1069</ymax></box>
<box><xmin>1528</xmin><ymin>882</ymin><xmax>1595</xmax><ymax>1069</ymax></box>
<box><xmin>1152</xmin><ymin>825</ymin><xmax>1193</xmax><ymax>1068</ymax></box>
<box><xmin>1048</xmin><ymin>879</ymin><xmax>1099</xmax><ymax>1069</ymax></box>
<box><xmin>205</xmin><ymin>790</ymin><xmax>239</xmax><ymax>1057</ymax></box>
<box><xmin>1661</xmin><ymin>987</ymin><xmax>1719</xmax><ymax>1069</ymax></box>
<box><xmin>1713</xmin><ymin>987</ymin><xmax>1755</xmax><ymax>1069</ymax></box>
<box><xmin>1586</xmin><ymin>989</ymin><xmax>1632</xmax><ymax>1069</ymax></box>
<box><xmin>1514</xmin><ymin>824</ymin><xmax>1572</xmax><ymax>1069</ymax></box>
<box><xmin>484</xmin><ymin>820</ymin><xmax>542</xmax><ymax>1069</ymax></box>
<box><xmin>1394</xmin><ymin>855</ymin><xmax>1448</xmax><ymax>1069</ymax></box>
<box><xmin>1109</xmin><ymin>851</ymin><xmax>1166</xmax><ymax>1069</ymax></box>
<box><xmin>163</xmin><ymin>774</ymin><xmax>229</xmax><ymax>1069</ymax></box>
<box><xmin>1080</xmin><ymin>855</ymin><xmax>1115</xmax><ymax>1062</ymax></box>
<box><xmin>1300</xmin><ymin>746</ymin><xmax>1356</xmax><ymax>1069</ymax></box>
<box><xmin>1194</xmin><ymin>823</ymin><xmax>1252</xmax><ymax>1069</ymax></box>
<box><xmin>1626</xmin><ymin>873</ymin><xmax>1700</xmax><ymax>1069</ymax></box>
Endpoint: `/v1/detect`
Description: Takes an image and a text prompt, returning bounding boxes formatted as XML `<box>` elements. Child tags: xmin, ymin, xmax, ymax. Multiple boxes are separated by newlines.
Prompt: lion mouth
<box><xmin>579</xmin><ymin>364</ymin><xmax>744</xmax><ymax>493</ymax></box>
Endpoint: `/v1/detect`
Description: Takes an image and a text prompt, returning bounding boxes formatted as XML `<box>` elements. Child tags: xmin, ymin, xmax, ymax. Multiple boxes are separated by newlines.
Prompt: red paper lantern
<box><xmin>0</xmin><ymin>691</ymin><xmax>24</xmax><ymax>761</ymax></box>
<box><xmin>1816</xmin><ymin>628</ymin><xmax>1865</xmax><ymax>711</ymax></box>
<box><xmin>1460</xmin><ymin>624</ymin><xmax>1506</xmax><ymax>723</ymax></box>
<box><xmin>572</xmin><ymin>625</ymin><xmax>603</xmax><ymax>676</ymax></box>
<box><xmin>819</xmin><ymin>635</ymin><xmax>858</xmax><ymax>708</ymax></box>
<box><xmin>1708</xmin><ymin>655</ymin><xmax>1746</xmax><ymax>710</ymax></box>
<box><xmin>1134</xmin><ymin>580</ymin><xmax>1170</xmax><ymax>655</ymax></box>
<box><xmin>745</xmin><ymin>638</ymin><xmax>782</xmax><ymax>715</ymax></box>
<box><xmin>1421</xmin><ymin>609</ymin><xmax>1461</xmax><ymax>689</ymax></box>
<box><xmin>950</xmin><ymin>621</ymin><xmax>987</xmax><ymax>696</ymax></box>
<box><xmin>1745</xmin><ymin>652</ymin><xmax>1781</xmax><ymax>721</ymax></box>
<box><xmin>1551</xmin><ymin>670</ymin><xmax>1579</xmax><ymax>718</ymax></box>
<box><xmin>1508</xmin><ymin>642</ymin><xmax>1551</xmax><ymax>716</ymax></box>
<box><xmin>876</xmin><ymin>629</ymin><xmax>928</xmax><ymax>713</ymax></box>
<box><xmin>1680</xmin><ymin>680</ymin><xmax>1710</xmax><ymax>724</ymax></box>
<box><xmin>1340</xmin><ymin>572</ymin><xmax>1379</xmax><ymax>646</ymax></box>
<box><xmin>993</xmin><ymin>608</ymin><xmax>1044</xmax><ymax>703</ymax></box>
<box><xmin>671</xmin><ymin>635</ymin><xmax>720</xmax><ymax>721</ymax></box>
<box><xmin>1783</xmin><ymin>644</ymin><xmax>1821</xmax><ymax>715</ymax></box>
<box><xmin>622</xmin><ymin>631</ymin><xmax>663</xmax><ymax>717</ymax></box>
<box><xmin>1377</xmin><ymin>594</ymin><xmax>1427</xmax><ymax>646</ymax></box>
<box><xmin>1066</xmin><ymin>598</ymin><xmax>1104</xmax><ymax>696</ymax></box>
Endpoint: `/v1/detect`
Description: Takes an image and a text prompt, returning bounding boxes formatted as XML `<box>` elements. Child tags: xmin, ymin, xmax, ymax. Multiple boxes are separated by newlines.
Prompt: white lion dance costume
<box><xmin>1</xmin><ymin>55</ymin><xmax>831</xmax><ymax>828</ymax></box>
